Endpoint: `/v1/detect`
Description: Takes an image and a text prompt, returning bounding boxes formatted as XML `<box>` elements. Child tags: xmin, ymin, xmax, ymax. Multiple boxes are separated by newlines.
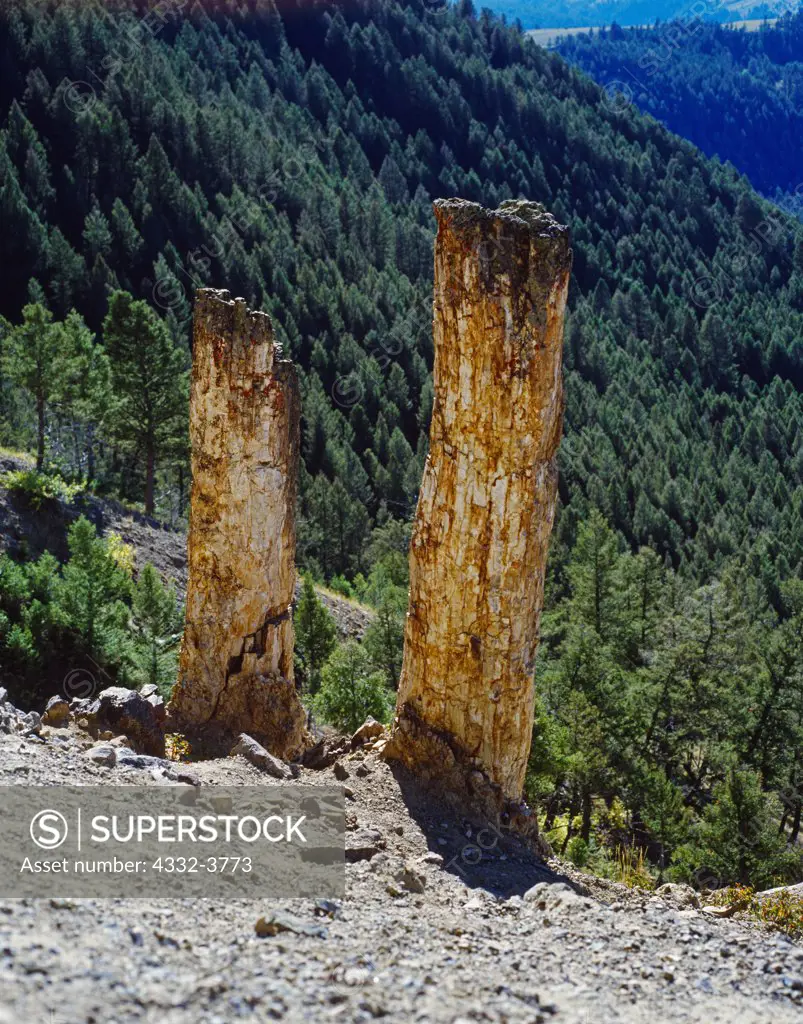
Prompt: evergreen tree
<box><xmin>312</xmin><ymin>641</ymin><xmax>393</xmax><ymax>733</ymax></box>
<box><xmin>102</xmin><ymin>291</ymin><xmax>188</xmax><ymax>514</ymax></box>
<box><xmin>52</xmin><ymin>309</ymin><xmax>112</xmax><ymax>483</ymax></box>
<box><xmin>53</xmin><ymin>516</ymin><xmax>132</xmax><ymax>670</ymax></box>
<box><xmin>363</xmin><ymin>582</ymin><xmax>406</xmax><ymax>689</ymax></box>
<box><xmin>672</xmin><ymin>769</ymin><xmax>799</xmax><ymax>890</ymax></box>
<box><xmin>294</xmin><ymin>572</ymin><xmax>338</xmax><ymax>694</ymax></box>
<box><xmin>129</xmin><ymin>563</ymin><xmax>183</xmax><ymax>696</ymax></box>
<box><xmin>2</xmin><ymin>303</ymin><xmax>61</xmax><ymax>469</ymax></box>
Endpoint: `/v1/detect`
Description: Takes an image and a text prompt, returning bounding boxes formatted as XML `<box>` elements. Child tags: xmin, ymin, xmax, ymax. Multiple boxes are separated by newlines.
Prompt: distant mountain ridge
<box><xmin>492</xmin><ymin>0</ymin><xmax>798</xmax><ymax>29</ymax></box>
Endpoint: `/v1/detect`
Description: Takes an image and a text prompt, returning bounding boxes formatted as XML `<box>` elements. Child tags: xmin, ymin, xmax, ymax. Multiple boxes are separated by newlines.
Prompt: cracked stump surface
<box><xmin>169</xmin><ymin>289</ymin><xmax>307</xmax><ymax>760</ymax></box>
<box><xmin>390</xmin><ymin>200</ymin><xmax>572</xmax><ymax>806</ymax></box>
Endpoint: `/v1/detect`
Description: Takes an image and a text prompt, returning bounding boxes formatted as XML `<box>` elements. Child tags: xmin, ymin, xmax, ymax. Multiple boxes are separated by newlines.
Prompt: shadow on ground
<box><xmin>389</xmin><ymin>761</ymin><xmax>577</xmax><ymax>898</ymax></box>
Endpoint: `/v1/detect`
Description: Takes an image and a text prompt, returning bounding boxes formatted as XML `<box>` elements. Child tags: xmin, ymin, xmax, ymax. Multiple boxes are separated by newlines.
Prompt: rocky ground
<box><xmin>0</xmin><ymin>696</ymin><xmax>800</xmax><ymax>1024</ymax></box>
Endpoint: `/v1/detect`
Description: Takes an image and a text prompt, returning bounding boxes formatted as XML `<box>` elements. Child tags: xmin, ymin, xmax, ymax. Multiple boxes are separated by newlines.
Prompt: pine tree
<box><xmin>363</xmin><ymin>582</ymin><xmax>405</xmax><ymax>688</ymax></box>
<box><xmin>129</xmin><ymin>563</ymin><xmax>183</xmax><ymax>696</ymax></box>
<box><xmin>2</xmin><ymin>303</ymin><xmax>61</xmax><ymax>469</ymax></box>
<box><xmin>294</xmin><ymin>573</ymin><xmax>338</xmax><ymax>694</ymax></box>
<box><xmin>312</xmin><ymin>641</ymin><xmax>393</xmax><ymax>733</ymax></box>
<box><xmin>673</xmin><ymin>768</ymin><xmax>798</xmax><ymax>890</ymax></box>
<box><xmin>102</xmin><ymin>291</ymin><xmax>189</xmax><ymax>514</ymax></box>
<box><xmin>54</xmin><ymin>516</ymin><xmax>132</xmax><ymax>669</ymax></box>
<box><xmin>53</xmin><ymin>310</ymin><xmax>112</xmax><ymax>483</ymax></box>
<box><xmin>567</xmin><ymin>509</ymin><xmax>621</xmax><ymax>641</ymax></box>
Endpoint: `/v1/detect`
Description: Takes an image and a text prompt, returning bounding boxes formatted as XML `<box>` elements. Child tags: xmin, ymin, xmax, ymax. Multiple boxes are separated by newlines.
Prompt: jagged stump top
<box><xmin>433</xmin><ymin>198</ymin><xmax>572</xmax><ymax>317</ymax></box>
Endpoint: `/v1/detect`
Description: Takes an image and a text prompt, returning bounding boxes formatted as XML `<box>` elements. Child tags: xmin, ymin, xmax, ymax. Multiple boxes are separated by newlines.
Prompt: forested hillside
<box><xmin>557</xmin><ymin>12</ymin><xmax>803</xmax><ymax>204</ymax></box>
<box><xmin>2</xmin><ymin>0</ymin><xmax>803</xmax><ymax>582</ymax></box>
<box><xmin>1</xmin><ymin>0</ymin><xmax>802</xmax><ymax>885</ymax></box>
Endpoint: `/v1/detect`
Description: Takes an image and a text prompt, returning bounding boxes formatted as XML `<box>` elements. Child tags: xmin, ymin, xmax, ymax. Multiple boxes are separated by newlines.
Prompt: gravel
<box><xmin>0</xmin><ymin>714</ymin><xmax>800</xmax><ymax>1024</ymax></box>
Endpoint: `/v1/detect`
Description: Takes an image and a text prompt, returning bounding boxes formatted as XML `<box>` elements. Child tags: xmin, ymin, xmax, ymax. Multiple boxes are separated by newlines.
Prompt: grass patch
<box><xmin>316</xmin><ymin>583</ymin><xmax>374</xmax><ymax>613</ymax></box>
<box><xmin>705</xmin><ymin>884</ymin><xmax>803</xmax><ymax>939</ymax></box>
<box><xmin>0</xmin><ymin>447</ymin><xmax>34</xmax><ymax>465</ymax></box>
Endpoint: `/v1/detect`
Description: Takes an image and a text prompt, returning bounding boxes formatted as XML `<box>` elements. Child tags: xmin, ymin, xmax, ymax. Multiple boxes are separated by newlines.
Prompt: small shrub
<box><xmin>3</xmin><ymin>469</ymin><xmax>83</xmax><ymax>509</ymax></box>
<box><xmin>106</xmin><ymin>533</ymin><xmax>135</xmax><ymax>576</ymax></box>
<box><xmin>165</xmin><ymin>733</ymin><xmax>192</xmax><ymax>762</ymax></box>
<box><xmin>708</xmin><ymin>884</ymin><xmax>754</xmax><ymax>910</ymax></box>
<box><xmin>312</xmin><ymin>641</ymin><xmax>393</xmax><ymax>733</ymax></box>
<box><xmin>753</xmin><ymin>890</ymin><xmax>803</xmax><ymax>939</ymax></box>
<box><xmin>566</xmin><ymin>835</ymin><xmax>590</xmax><ymax>868</ymax></box>
<box><xmin>327</xmin><ymin>574</ymin><xmax>356</xmax><ymax>599</ymax></box>
<box><xmin>706</xmin><ymin>884</ymin><xmax>803</xmax><ymax>939</ymax></box>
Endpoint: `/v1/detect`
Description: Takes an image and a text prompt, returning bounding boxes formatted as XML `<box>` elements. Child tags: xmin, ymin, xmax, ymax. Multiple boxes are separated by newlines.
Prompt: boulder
<box><xmin>22</xmin><ymin>711</ymin><xmax>41</xmax><ymax>735</ymax></box>
<box><xmin>656</xmin><ymin>882</ymin><xmax>700</xmax><ymax>909</ymax></box>
<box><xmin>85</xmin><ymin>745</ymin><xmax>116</xmax><ymax>767</ymax></box>
<box><xmin>394</xmin><ymin>861</ymin><xmax>426</xmax><ymax>894</ymax></box>
<box><xmin>351</xmin><ymin>717</ymin><xmax>385</xmax><ymax>748</ymax></box>
<box><xmin>1</xmin><ymin>706</ymin><xmax>43</xmax><ymax>736</ymax></box>
<box><xmin>301</xmin><ymin>736</ymin><xmax>348</xmax><ymax>770</ymax></box>
<box><xmin>345</xmin><ymin>829</ymin><xmax>385</xmax><ymax>863</ymax></box>
<box><xmin>754</xmin><ymin>882</ymin><xmax>803</xmax><ymax>901</ymax></box>
<box><xmin>523</xmin><ymin>881</ymin><xmax>590</xmax><ymax>915</ymax></box>
<box><xmin>115</xmin><ymin>748</ymin><xmax>168</xmax><ymax>770</ymax></box>
<box><xmin>82</xmin><ymin>687</ymin><xmax>166</xmax><ymax>757</ymax></box>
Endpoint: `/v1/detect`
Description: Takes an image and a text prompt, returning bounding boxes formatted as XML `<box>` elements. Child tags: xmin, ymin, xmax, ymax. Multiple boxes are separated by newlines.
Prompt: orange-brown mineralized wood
<box><xmin>169</xmin><ymin>289</ymin><xmax>307</xmax><ymax>759</ymax></box>
<box><xmin>388</xmin><ymin>199</ymin><xmax>571</xmax><ymax>808</ymax></box>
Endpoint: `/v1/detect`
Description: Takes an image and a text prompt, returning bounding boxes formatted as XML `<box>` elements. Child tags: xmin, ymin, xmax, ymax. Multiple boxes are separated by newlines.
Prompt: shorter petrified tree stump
<box><xmin>169</xmin><ymin>290</ymin><xmax>308</xmax><ymax>760</ymax></box>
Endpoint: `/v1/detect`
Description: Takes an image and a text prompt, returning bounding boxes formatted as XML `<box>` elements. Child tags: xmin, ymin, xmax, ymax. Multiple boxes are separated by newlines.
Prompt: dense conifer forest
<box><xmin>0</xmin><ymin>0</ymin><xmax>801</xmax><ymax>886</ymax></box>
<box><xmin>556</xmin><ymin>11</ymin><xmax>803</xmax><ymax>205</ymax></box>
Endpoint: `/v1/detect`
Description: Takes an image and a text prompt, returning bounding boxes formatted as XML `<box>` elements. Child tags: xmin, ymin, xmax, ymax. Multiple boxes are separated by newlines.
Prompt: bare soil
<box><xmin>0</xmin><ymin>715</ymin><xmax>800</xmax><ymax>1024</ymax></box>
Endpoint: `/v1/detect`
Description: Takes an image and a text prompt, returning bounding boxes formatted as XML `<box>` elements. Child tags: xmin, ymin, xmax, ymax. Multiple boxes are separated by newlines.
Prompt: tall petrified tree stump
<box><xmin>387</xmin><ymin>199</ymin><xmax>571</xmax><ymax>818</ymax></box>
<box><xmin>170</xmin><ymin>290</ymin><xmax>307</xmax><ymax>759</ymax></box>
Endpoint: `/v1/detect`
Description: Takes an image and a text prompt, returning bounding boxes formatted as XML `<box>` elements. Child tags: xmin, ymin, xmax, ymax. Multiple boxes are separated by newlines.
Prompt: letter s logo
<box><xmin>30</xmin><ymin>810</ymin><xmax>69</xmax><ymax>850</ymax></box>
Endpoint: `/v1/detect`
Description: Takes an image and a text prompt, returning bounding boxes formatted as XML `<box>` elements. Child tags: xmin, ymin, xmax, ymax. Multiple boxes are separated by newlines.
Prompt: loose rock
<box><xmin>394</xmin><ymin>862</ymin><xmax>426</xmax><ymax>894</ymax></box>
<box><xmin>351</xmin><ymin>717</ymin><xmax>384</xmax><ymax>748</ymax></box>
<box><xmin>42</xmin><ymin>696</ymin><xmax>71</xmax><ymax>727</ymax></box>
<box><xmin>255</xmin><ymin>912</ymin><xmax>328</xmax><ymax>939</ymax></box>
<box><xmin>656</xmin><ymin>883</ymin><xmax>700</xmax><ymax>909</ymax></box>
<box><xmin>345</xmin><ymin>829</ymin><xmax>385</xmax><ymax>863</ymax></box>
<box><xmin>230</xmin><ymin>733</ymin><xmax>294</xmax><ymax>780</ymax></box>
<box><xmin>85</xmin><ymin>745</ymin><xmax>116</xmax><ymax>767</ymax></box>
